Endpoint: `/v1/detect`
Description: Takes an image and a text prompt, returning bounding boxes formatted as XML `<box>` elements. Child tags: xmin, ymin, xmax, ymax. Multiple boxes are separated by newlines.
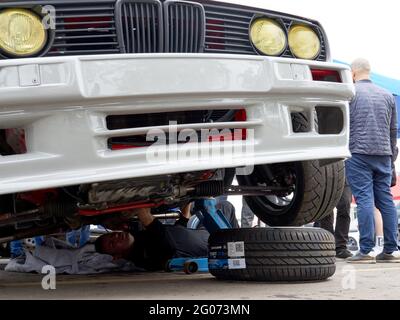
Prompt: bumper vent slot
<box><xmin>0</xmin><ymin>129</ymin><xmax>26</xmax><ymax>156</ymax></box>
<box><xmin>106</xmin><ymin>109</ymin><xmax>235</xmax><ymax>130</ymax></box>
<box><xmin>105</xmin><ymin>109</ymin><xmax>252</xmax><ymax>150</ymax></box>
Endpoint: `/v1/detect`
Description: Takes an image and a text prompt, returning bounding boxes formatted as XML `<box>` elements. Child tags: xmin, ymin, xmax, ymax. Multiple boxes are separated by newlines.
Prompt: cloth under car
<box><xmin>5</xmin><ymin>237</ymin><xmax>143</xmax><ymax>274</ymax></box>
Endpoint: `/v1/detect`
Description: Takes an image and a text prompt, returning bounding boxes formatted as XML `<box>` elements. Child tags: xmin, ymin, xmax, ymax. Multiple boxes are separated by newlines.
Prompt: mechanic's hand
<box><xmin>133</xmin><ymin>207</ymin><xmax>154</xmax><ymax>227</ymax></box>
<box><xmin>181</xmin><ymin>203</ymin><xmax>192</xmax><ymax>219</ymax></box>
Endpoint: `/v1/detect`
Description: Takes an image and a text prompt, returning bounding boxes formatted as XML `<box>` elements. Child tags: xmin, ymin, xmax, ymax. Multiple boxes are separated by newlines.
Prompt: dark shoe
<box><xmin>346</xmin><ymin>251</ymin><xmax>376</xmax><ymax>264</ymax></box>
<box><xmin>376</xmin><ymin>251</ymin><xmax>400</xmax><ymax>263</ymax></box>
<box><xmin>336</xmin><ymin>249</ymin><xmax>353</xmax><ymax>259</ymax></box>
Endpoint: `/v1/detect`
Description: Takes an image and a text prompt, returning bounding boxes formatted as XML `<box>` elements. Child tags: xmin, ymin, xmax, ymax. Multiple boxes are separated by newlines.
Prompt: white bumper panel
<box><xmin>0</xmin><ymin>54</ymin><xmax>354</xmax><ymax>194</ymax></box>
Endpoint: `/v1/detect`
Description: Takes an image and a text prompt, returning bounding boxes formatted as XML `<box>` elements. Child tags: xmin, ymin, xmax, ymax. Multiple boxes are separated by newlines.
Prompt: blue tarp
<box><xmin>370</xmin><ymin>73</ymin><xmax>400</xmax><ymax>96</ymax></box>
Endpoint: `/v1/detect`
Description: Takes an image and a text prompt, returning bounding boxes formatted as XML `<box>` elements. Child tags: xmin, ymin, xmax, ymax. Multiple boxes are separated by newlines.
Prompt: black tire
<box><xmin>238</xmin><ymin>160</ymin><xmax>345</xmax><ymax>226</ymax></box>
<box><xmin>209</xmin><ymin>227</ymin><xmax>336</xmax><ymax>282</ymax></box>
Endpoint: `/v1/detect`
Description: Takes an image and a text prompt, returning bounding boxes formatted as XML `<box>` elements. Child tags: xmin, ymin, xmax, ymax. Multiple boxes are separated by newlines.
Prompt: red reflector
<box><xmin>311</xmin><ymin>69</ymin><xmax>342</xmax><ymax>83</ymax></box>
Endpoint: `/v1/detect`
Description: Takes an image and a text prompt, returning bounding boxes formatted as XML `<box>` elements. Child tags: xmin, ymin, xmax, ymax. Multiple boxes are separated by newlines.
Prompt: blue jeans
<box><xmin>346</xmin><ymin>154</ymin><xmax>398</xmax><ymax>254</ymax></box>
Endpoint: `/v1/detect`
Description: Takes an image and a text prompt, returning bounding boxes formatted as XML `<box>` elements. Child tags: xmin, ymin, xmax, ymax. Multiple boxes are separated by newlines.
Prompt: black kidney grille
<box><xmin>49</xmin><ymin>1</ymin><xmax>120</xmax><ymax>56</ymax></box>
<box><xmin>116</xmin><ymin>0</ymin><xmax>163</xmax><ymax>53</ymax></box>
<box><xmin>164</xmin><ymin>1</ymin><xmax>205</xmax><ymax>53</ymax></box>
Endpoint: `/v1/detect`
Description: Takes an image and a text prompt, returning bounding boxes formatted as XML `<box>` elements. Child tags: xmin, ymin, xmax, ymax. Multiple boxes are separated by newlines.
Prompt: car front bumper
<box><xmin>0</xmin><ymin>53</ymin><xmax>354</xmax><ymax>194</ymax></box>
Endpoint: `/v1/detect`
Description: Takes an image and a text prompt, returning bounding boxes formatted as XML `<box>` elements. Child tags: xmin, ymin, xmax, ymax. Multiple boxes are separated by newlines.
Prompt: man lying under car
<box><xmin>94</xmin><ymin>201</ymin><xmax>239</xmax><ymax>271</ymax></box>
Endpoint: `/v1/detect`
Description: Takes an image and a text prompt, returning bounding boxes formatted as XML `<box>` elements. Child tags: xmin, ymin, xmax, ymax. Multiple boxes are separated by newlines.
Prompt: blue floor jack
<box><xmin>165</xmin><ymin>198</ymin><xmax>232</xmax><ymax>274</ymax></box>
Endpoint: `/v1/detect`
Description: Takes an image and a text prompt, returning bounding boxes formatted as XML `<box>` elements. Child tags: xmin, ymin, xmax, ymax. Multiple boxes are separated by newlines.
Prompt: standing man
<box><xmin>346</xmin><ymin>58</ymin><xmax>399</xmax><ymax>263</ymax></box>
<box><xmin>314</xmin><ymin>180</ymin><xmax>353</xmax><ymax>259</ymax></box>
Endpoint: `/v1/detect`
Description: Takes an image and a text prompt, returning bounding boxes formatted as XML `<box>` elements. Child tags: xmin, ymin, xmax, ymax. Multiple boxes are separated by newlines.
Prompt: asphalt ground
<box><xmin>0</xmin><ymin>259</ymin><xmax>399</xmax><ymax>300</ymax></box>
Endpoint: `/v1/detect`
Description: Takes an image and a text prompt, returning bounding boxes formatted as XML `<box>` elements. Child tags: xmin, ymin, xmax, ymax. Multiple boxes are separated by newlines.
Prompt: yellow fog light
<box><xmin>0</xmin><ymin>8</ymin><xmax>47</xmax><ymax>57</ymax></box>
<box><xmin>288</xmin><ymin>25</ymin><xmax>321</xmax><ymax>60</ymax></box>
<box><xmin>250</xmin><ymin>18</ymin><xmax>287</xmax><ymax>56</ymax></box>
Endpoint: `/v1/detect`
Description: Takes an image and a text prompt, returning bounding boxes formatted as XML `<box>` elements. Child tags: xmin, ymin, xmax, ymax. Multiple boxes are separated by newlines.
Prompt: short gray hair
<box><xmin>351</xmin><ymin>58</ymin><xmax>371</xmax><ymax>73</ymax></box>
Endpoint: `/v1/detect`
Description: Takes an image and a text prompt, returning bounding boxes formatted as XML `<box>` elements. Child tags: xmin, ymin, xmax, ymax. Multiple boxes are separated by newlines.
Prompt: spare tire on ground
<box><xmin>208</xmin><ymin>227</ymin><xmax>336</xmax><ymax>282</ymax></box>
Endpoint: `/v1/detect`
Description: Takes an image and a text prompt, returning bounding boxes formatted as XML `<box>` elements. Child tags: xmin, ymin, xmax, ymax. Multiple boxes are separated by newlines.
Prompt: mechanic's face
<box><xmin>100</xmin><ymin>232</ymin><xmax>134</xmax><ymax>259</ymax></box>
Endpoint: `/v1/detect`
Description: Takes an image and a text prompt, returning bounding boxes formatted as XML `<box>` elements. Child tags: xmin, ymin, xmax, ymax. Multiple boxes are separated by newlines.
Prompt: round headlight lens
<box><xmin>288</xmin><ymin>25</ymin><xmax>321</xmax><ymax>60</ymax></box>
<box><xmin>0</xmin><ymin>8</ymin><xmax>47</xmax><ymax>57</ymax></box>
<box><xmin>250</xmin><ymin>18</ymin><xmax>287</xmax><ymax>56</ymax></box>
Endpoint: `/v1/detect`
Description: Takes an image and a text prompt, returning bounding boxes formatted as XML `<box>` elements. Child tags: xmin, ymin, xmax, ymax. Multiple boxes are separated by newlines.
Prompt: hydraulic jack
<box><xmin>166</xmin><ymin>198</ymin><xmax>231</xmax><ymax>274</ymax></box>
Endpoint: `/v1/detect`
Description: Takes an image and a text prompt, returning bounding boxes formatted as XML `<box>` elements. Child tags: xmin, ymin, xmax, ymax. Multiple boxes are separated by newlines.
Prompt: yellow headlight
<box><xmin>288</xmin><ymin>25</ymin><xmax>321</xmax><ymax>60</ymax></box>
<box><xmin>250</xmin><ymin>18</ymin><xmax>287</xmax><ymax>56</ymax></box>
<box><xmin>0</xmin><ymin>8</ymin><xmax>47</xmax><ymax>57</ymax></box>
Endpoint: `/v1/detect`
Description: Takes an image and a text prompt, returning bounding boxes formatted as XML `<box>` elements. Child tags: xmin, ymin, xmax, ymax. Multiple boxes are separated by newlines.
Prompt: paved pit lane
<box><xmin>0</xmin><ymin>260</ymin><xmax>400</xmax><ymax>299</ymax></box>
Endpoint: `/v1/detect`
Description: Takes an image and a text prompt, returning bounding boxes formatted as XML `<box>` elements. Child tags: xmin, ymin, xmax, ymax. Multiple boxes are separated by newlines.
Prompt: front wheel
<box><xmin>237</xmin><ymin>160</ymin><xmax>345</xmax><ymax>226</ymax></box>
